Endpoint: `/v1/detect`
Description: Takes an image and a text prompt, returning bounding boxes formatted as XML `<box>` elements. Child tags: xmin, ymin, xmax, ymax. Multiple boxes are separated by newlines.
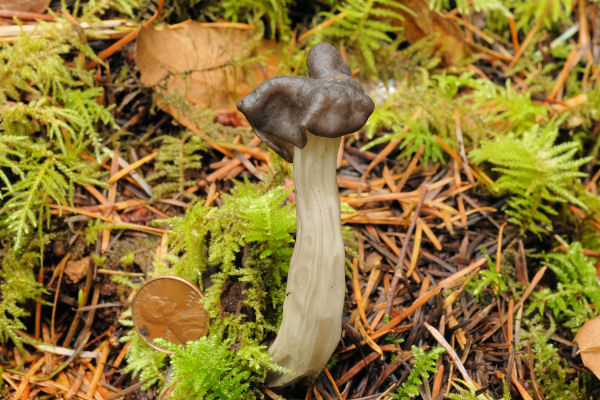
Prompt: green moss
<box><xmin>391</xmin><ymin>346</ymin><xmax>444</xmax><ymax>399</ymax></box>
<box><xmin>159</xmin><ymin>334</ymin><xmax>286</xmax><ymax>400</ymax></box>
<box><xmin>529</xmin><ymin>243</ymin><xmax>600</xmax><ymax>332</ymax></box>
<box><xmin>470</xmin><ymin>124</ymin><xmax>590</xmax><ymax>236</ymax></box>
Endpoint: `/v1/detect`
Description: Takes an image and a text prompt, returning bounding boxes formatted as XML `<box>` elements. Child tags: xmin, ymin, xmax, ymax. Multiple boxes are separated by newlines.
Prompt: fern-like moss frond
<box><xmin>77</xmin><ymin>0</ymin><xmax>147</xmax><ymax>21</ymax></box>
<box><xmin>158</xmin><ymin>333</ymin><xmax>285</xmax><ymax>400</ymax></box>
<box><xmin>520</xmin><ymin>317</ymin><xmax>582</xmax><ymax>399</ymax></box>
<box><xmin>222</xmin><ymin>0</ymin><xmax>293</xmax><ymax>39</ymax></box>
<box><xmin>448</xmin><ymin>378</ymin><xmax>511</xmax><ymax>400</ymax></box>
<box><xmin>0</xmin><ymin>250</ymin><xmax>44</xmax><ymax>351</ymax></box>
<box><xmin>470</xmin><ymin>124</ymin><xmax>591</xmax><ymax>235</ymax></box>
<box><xmin>155</xmin><ymin>180</ymin><xmax>295</xmax><ymax>343</ymax></box>
<box><xmin>1</xmin><ymin>19</ymin><xmax>115</xmax><ymax>250</ymax></box>
<box><xmin>429</xmin><ymin>0</ymin><xmax>508</xmax><ymax>15</ymax></box>
<box><xmin>121</xmin><ymin>321</ymin><xmax>167</xmax><ymax>389</ymax></box>
<box><xmin>146</xmin><ymin>130</ymin><xmax>205</xmax><ymax>197</ymax></box>
<box><xmin>312</xmin><ymin>0</ymin><xmax>408</xmax><ymax>75</ymax></box>
<box><xmin>391</xmin><ymin>346</ymin><xmax>444</xmax><ymax>399</ymax></box>
<box><xmin>529</xmin><ymin>243</ymin><xmax>600</xmax><ymax>331</ymax></box>
<box><xmin>0</xmin><ymin>10</ymin><xmax>119</xmax><ymax>351</ymax></box>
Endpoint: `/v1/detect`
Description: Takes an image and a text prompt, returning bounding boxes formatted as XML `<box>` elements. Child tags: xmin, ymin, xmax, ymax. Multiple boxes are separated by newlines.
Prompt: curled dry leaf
<box><xmin>64</xmin><ymin>256</ymin><xmax>90</xmax><ymax>284</ymax></box>
<box><xmin>363</xmin><ymin>251</ymin><xmax>383</xmax><ymax>274</ymax></box>
<box><xmin>395</xmin><ymin>0</ymin><xmax>468</xmax><ymax>65</ymax></box>
<box><xmin>574</xmin><ymin>314</ymin><xmax>600</xmax><ymax>379</ymax></box>
<box><xmin>0</xmin><ymin>0</ymin><xmax>51</xmax><ymax>13</ymax></box>
<box><xmin>135</xmin><ymin>20</ymin><xmax>278</xmax><ymax>130</ymax></box>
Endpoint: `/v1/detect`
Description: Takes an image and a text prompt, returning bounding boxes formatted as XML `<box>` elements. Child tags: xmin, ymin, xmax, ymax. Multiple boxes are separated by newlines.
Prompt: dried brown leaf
<box><xmin>396</xmin><ymin>0</ymin><xmax>468</xmax><ymax>65</ymax></box>
<box><xmin>0</xmin><ymin>0</ymin><xmax>50</xmax><ymax>13</ymax></box>
<box><xmin>135</xmin><ymin>20</ymin><xmax>278</xmax><ymax>122</ymax></box>
<box><xmin>575</xmin><ymin>315</ymin><xmax>600</xmax><ymax>379</ymax></box>
<box><xmin>64</xmin><ymin>256</ymin><xmax>90</xmax><ymax>284</ymax></box>
<box><xmin>363</xmin><ymin>252</ymin><xmax>382</xmax><ymax>274</ymax></box>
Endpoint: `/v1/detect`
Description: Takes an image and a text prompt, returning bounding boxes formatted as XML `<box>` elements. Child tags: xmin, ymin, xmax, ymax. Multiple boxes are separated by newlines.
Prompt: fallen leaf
<box><xmin>363</xmin><ymin>252</ymin><xmax>383</xmax><ymax>273</ymax></box>
<box><xmin>0</xmin><ymin>0</ymin><xmax>51</xmax><ymax>13</ymax></box>
<box><xmin>394</xmin><ymin>0</ymin><xmax>468</xmax><ymax>65</ymax></box>
<box><xmin>135</xmin><ymin>20</ymin><xmax>279</xmax><ymax>126</ymax></box>
<box><xmin>575</xmin><ymin>315</ymin><xmax>600</xmax><ymax>379</ymax></box>
<box><xmin>64</xmin><ymin>256</ymin><xmax>90</xmax><ymax>284</ymax></box>
<box><xmin>121</xmin><ymin>206</ymin><xmax>150</xmax><ymax>223</ymax></box>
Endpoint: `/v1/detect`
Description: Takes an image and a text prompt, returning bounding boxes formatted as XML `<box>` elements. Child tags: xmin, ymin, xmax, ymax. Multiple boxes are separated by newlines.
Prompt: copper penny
<box><xmin>131</xmin><ymin>275</ymin><xmax>209</xmax><ymax>353</ymax></box>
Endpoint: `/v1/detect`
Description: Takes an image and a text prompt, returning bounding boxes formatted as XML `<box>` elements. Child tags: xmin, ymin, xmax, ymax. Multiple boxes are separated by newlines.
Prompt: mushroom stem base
<box><xmin>267</xmin><ymin>133</ymin><xmax>345</xmax><ymax>387</ymax></box>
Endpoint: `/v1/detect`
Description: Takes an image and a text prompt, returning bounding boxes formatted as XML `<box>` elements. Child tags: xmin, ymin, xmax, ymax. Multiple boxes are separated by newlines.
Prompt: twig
<box><xmin>362</xmin><ymin>138</ymin><xmax>401</xmax><ymax>179</ymax></box>
<box><xmin>0</xmin><ymin>19</ymin><xmax>136</xmax><ymax>41</ymax></box>
<box><xmin>424</xmin><ymin>322</ymin><xmax>476</xmax><ymax>388</ymax></box>
<box><xmin>357</xmin><ymin>321</ymin><xmax>383</xmax><ymax>357</ymax></box>
<box><xmin>234</xmin><ymin>150</ymin><xmax>264</xmax><ymax>181</ymax></box>
<box><xmin>111</xmin><ymin>152</ymin><xmax>154</xmax><ymax>197</ymax></box>
<box><xmin>507</xmin><ymin>0</ymin><xmax>554</xmax><ymax>71</ymax></box>
<box><xmin>298</xmin><ymin>12</ymin><xmax>348</xmax><ymax>42</ymax></box>
<box><xmin>50</xmin><ymin>205</ymin><xmax>167</xmax><ymax>235</ymax></box>
<box><xmin>514</xmin><ymin>266</ymin><xmax>547</xmax><ymax>311</ymax></box>
<box><xmin>102</xmin><ymin>148</ymin><xmax>120</xmax><ymax>253</ymax></box>
<box><xmin>324</xmin><ymin>367</ymin><xmax>343</xmax><ymax>400</ymax></box>
<box><xmin>396</xmin><ymin>145</ymin><xmax>425</xmax><ymax>193</ymax></box>
<box><xmin>32</xmin><ymin>332</ymin><xmax>91</xmax><ymax>382</ymax></box>
<box><xmin>13</xmin><ymin>358</ymin><xmax>45</xmax><ymax>400</ymax></box>
<box><xmin>362</xmin><ymin>109</ymin><xmax>422</xmax><ymax>179</ymax></box>
<box><xmin>447</xmin><ymin>13</ymin><xmax>495</xmax><ymax>44</ymax></box>
<box><xmin>385</xmin><ymin>186</ymin><xmax>428</xmax><ymax>316</ymax></box>
<box><xmin>454</xmin><ymin>108</ymin><xmax>474</xmax><ymax>183</ymax></box>
<box><xmin>106</xmin><ymin>151</ymin><xmax>157</xmax><ymax>185</ymax></box>
<box><xmin>375</xmin><ymin>286</ymin><xmax>441</xmax><ymax>339</ymax></box>
<box><xmin>547</xmin><ymin>44</ymin><xmax>584</xmax><ymax>101</ymax></box>
<box><xmin>87</xmin><ymin>0</ymin><xmax>164</xmax><ymax>69</ymax></box>
<box><xmin>433</xmin><ymin>135</ymin><xmax>491</xmax><ymax>185</ymax></box>
<box><xmin>50</xmin><ymin>253</ymin><xmax>71</xmax><ymax>341</ymax></box>
<box><xmin>406</xmin><ymin>220</ymin><xmax>423</xmax><ymax>277</ymax></box>
<box><xmin>343</xmin><ymin>190</ymin><xmax>419</xmax><ymax>207</ymax></box>
<box><xmin>62</xmin><ymin>257</ymin><xmax>93</xmax><ymax>348</ymax></box>
<box><xmin>87</xmin><ymin>341</ymin><xmax>109</xmax><ymax>397</ymax></box>
<box><xmin>511</xmin><ymin>374</ymin><xmax>534</xmax><ymax>400</ymax></box>
<box><xmin>65</xmin><ymin>366</ymin><xmax>86</xmax><ymax>399</ymax></box>
<box><xmin>508</xmin><ymin>16</ymin><xmax>520</xmax><ymax>53</ymax></box>
<box><xmin>352</xmin><ymin>258</ymin><xmax>370</xmax><ymax>329</ymax></box>
<box><xmin>468</xmin><ymin>41</ymin><xmax>514</xmax><ymax>61</ymax></box>
<box><xmin>0</xmin><ymin>10</ymin><xmax>54</xmax><ymax>21</ymax></box>
<box><xmin>34</xmin><ymin>264</ymin><xmax>44</xmax><ymax>340</ymax></box>
<box><xmin>35</xmin><ymin>344</ymin><xmax>99</xmax><ymax>359</ymax></box>
<box><xmin>336</xmin><ymin>353</ymin><xmax>380</xmax><ymax>386</ymax></box>
<box><xmin>495</xmin><ymin>222</ymin><xmax>506</xmax><ymax>273</ymax></box>
<box><xmin>106</xmin><ymin>381</ymin><xmax>144</xmax><ymax>400</ymax></box>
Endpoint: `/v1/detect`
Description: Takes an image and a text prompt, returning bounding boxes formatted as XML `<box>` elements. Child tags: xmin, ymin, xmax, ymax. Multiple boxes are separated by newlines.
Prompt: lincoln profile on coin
<box><xmin>138</xmin><ymin>291</ymin><xmax>208</xmax><ymax>345</ymax></box>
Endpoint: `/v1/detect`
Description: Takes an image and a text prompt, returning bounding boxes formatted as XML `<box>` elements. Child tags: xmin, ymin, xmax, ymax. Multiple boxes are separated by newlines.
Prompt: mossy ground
<box><xmin>2</xmin><ymin>0</ymin><xmax>600</xmax><ymax>399</ymax></box>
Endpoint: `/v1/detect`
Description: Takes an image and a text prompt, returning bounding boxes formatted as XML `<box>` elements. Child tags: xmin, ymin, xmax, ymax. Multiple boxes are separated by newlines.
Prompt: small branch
<box><xmin>508</xmin><ymin>16</ymin><xmax>520</xmax><ymax>53</ymax></box>
<box><xmin>547</xmin><ymin>44</ymin><xmax>584</xmax><ymax>101</ymax></box>
<box><xmin>507</xmin><ymin>0</ymin><xmax>554</xmax><ymax>71</ymax></box>
<box><xmin>87</xmin><ymin>0</ymin><xmax>164</xmax><ymax>69</ymax></box>
<box><xmin>0</xmin><ymin>10</ymin><xmax>54</xmax><ymax>21</ymax></box>
<box><xmin>514</xmin><ymin>266</ymin><xmax>547</xmax><ymax>311</ymax></box>
<box><xmin>106</xmin><ymin>151</ymin><xmax>157</xmax><ymax>185</ymax></box>
<box><xmin>298</xmin><ymin>12</ymin><xmax>347</xmax><ymax>42</ymax></box>
<box><xmin>424</xmin><ymin>322</ymin><xmax>476</xmax><ymax>388</ymax></box>
<box><xmin>385</xmin><ymin>186</ymin><xmax>428</xmax><ymax>316</ymax></box>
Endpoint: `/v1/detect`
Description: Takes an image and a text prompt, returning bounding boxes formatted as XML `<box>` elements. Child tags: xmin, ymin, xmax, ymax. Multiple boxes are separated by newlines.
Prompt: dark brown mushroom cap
<box><xmin>236</xmin><ymin>43</ymin><xmax>374</xmax><ymax>162</ymax></box>
<box><xmin>306</xmin><ymin>42</ymin><xmax>351</xmax><ymax>79</ymax></box>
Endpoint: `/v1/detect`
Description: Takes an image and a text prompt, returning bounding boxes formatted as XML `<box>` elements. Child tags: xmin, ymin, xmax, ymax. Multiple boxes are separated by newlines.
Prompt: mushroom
<box><xmin>237</xmin><ymin>42</ymin><xmax>374</xmax><ymax>387</ymax></box>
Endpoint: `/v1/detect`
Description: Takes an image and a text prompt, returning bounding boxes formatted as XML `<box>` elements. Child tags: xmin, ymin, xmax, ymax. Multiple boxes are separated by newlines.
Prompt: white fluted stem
<box><xmin>267</xmin><ymin>133</ymin><xmax>345</xmax><ymax>387</ymax></box>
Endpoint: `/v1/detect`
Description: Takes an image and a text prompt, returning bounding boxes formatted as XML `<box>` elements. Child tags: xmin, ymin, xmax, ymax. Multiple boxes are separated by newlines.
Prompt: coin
<box><xmin>131</xmin><ymin>275</ymin><xmax>209</xmax><ymax>353</ymax></box>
